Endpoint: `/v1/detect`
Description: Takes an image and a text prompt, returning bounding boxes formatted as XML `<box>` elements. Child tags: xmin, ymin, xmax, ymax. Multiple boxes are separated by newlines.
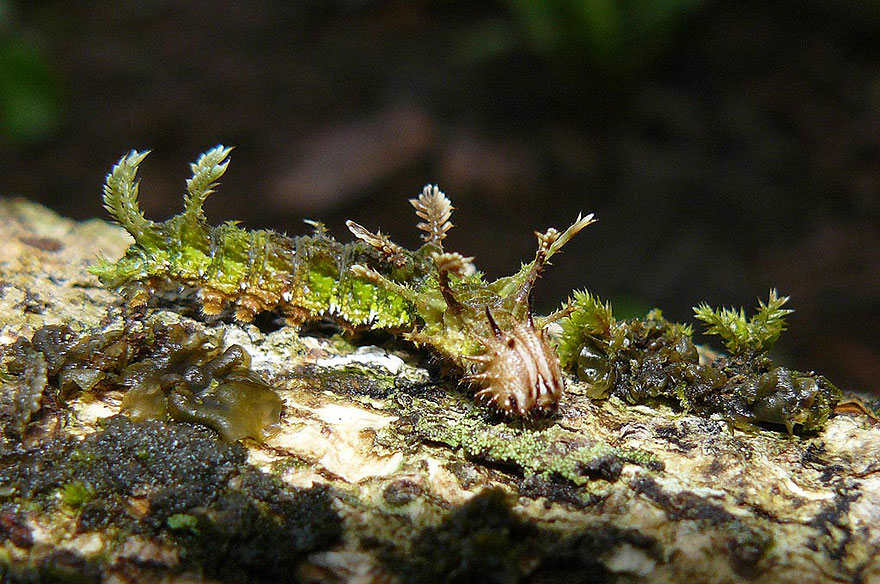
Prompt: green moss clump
<box><xmin>694</xmin><ymin>290</ymin><xmax>792</xmax><ymax>354</ymax></box>
<box><xmin>557</xmin><ymin>296</ymin><xmax>841</xmax><ymax>434</ymax></box>
<box><xmin>60</xmin><ymin>481</ymin><xmax>94</xmax><ymax>508</ymax></box>
<box><xmin>165</xmin><ymin>513</ymin><xmax>199</xmax><ymax>533</ymax></box>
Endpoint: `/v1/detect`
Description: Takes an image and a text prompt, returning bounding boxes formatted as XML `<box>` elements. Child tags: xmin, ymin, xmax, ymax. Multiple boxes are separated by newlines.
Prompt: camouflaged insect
<box><xmin>91</xmin><ymin>146</ymin><xmax>595</xmax><ymax>416</ymax></box>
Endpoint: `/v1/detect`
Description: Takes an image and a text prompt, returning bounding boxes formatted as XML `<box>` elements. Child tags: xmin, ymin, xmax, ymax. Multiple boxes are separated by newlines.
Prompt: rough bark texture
<box><xmin>0</xmin><ymin>197</ymin><xmax>878</xmax><ymax>584</ymax></box>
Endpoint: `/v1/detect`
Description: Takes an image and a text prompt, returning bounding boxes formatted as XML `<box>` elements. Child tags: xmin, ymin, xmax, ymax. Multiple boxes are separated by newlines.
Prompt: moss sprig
<box><xmin>693</xmin><ymin>289</ymin><xmax>793</xmax><ymax>354</ymax></box>
<box><xmin>556</xmin><ymin>290</ymin><xmax>617</xmax><ymax>370</ymax></box>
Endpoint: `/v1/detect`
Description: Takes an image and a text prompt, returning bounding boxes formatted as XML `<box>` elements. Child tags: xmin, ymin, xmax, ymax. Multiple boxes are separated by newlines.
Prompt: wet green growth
<box><xmin>59</xmin><ymin>481</ymin><xmax>94</xmax><ymax>508</ymax></box>
<box><xmin>166</xmin><ymin>512</ymin><xmax>199</xmax><ymax>533</ymax></box>
<box><xmin>694</xmin><ymin>289</ymin><xmax>793</xmax><ymax>353</ymax></box>
<box><xmin>120</xmin><ymin>323</ymin><xmax>281</xmax><ymax>442</ymax></box>
<box><xmin>0</xmin><ymin>321</ymin><xmax>281</xmax><ymax>443</ymax></box>
<box><xmin>557</xmin><ymin>293</ymin><xmax>841</xmax><ymax>433</ymax></box>
<box><xmin>91</xmin><ymin>146</ymin><xmax>595</xmax><ymax>416</ymax></box>
<box><xmin>0</xmin><ymin>416</ymin><xmax>246</xmax><ymax>523</ymax></box>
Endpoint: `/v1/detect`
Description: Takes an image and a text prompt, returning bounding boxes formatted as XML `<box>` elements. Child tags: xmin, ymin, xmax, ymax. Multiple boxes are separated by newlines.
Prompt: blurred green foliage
<box><xmin>0</xmin><ymin>4</ymin><xmax>62</xmax><ymax>143</ymax></box>
<box><xmin>507</xmin><ymin>0</ymin><xmax>704</xmax><ymax>72</ymax></box>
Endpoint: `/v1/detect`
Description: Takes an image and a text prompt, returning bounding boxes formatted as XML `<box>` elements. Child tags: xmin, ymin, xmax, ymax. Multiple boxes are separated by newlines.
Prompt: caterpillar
<box><xmin>90</xmin><ymin>146</ymin><xmax>595</xmax><ymax>417</ymax></box>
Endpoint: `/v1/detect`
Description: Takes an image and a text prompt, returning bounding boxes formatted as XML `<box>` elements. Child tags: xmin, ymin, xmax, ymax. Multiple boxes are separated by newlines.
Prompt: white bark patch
<box><xmin>266</xmin><ymin>401</ymin><xmax>402</xmax><ymax>483</ymax></box>
<box><xmin>317</xmin><ymin>346</ymin><xmax>405</xmax><ymax>375</ymax></box>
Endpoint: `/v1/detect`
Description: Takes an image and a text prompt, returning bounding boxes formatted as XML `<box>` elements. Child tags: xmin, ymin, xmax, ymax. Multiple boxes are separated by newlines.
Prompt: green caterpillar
<box><xmin>91</xmin><ymin>146</ymin><xmax>595</xmax><ymax>416</ymax></box>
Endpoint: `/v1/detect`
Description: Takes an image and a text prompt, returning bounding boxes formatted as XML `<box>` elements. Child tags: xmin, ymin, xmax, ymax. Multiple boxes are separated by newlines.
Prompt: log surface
<box><xmin>0</xmin><ymin>198</ymin><xmax>877</xmax><ymax>584</ymax></box>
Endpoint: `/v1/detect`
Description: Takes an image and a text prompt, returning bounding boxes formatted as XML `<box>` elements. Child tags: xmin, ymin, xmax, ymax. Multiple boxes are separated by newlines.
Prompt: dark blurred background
<box><xmin>1</xmin><ymin>0</ymin><xmax>877</xmax><ymax>394</ymax></box>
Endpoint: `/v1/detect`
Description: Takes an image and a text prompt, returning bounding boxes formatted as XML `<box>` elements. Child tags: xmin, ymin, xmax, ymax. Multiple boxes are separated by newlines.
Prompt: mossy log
<box><xmin>0</xmin><ymin>198</ymin><xmax>878</xmax><ymax>584</ymax></box>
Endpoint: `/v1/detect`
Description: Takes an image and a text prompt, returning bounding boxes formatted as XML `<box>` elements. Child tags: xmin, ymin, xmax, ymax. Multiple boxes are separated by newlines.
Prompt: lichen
<box><xmin>405</xmin><ymin>404</ymin><xmax>660</xmax><ymax>488</ymax></box>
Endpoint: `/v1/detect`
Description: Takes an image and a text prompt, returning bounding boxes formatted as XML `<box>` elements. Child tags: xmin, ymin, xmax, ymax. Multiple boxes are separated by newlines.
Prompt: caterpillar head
<box><xmin>466</xmin><ymin>309</ymin><xmax>565</xmax><ymax>417</ymax></box>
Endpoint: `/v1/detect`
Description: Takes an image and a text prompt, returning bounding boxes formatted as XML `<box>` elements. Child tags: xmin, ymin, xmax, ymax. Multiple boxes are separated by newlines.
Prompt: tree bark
<box><xmin>0</xmin><ymin>197</ymin><xmax>877</xmax><ymax>584</ymax></box>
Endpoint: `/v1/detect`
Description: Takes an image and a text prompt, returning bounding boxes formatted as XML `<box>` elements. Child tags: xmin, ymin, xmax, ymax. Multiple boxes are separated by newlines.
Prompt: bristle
<box><xmin>461</xmin><ymin>354</ymin><xmax>493</xmax><ymax>363</ymax></box>
<box><xmin>346</xmin><ymin>220</ymin><xmax>408</xmax><ymax>267</ymax></box>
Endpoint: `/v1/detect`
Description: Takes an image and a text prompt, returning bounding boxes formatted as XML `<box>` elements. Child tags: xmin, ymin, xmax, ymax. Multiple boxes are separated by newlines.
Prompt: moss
<box><xmin>0</xmin><ymin>416</ymin><xmax>245</xmax><ymax>521</ymax></box>
<box><xmin>165</xmin><ymin>513</ymin><xmax>198</xmax><ymax>533</ymax></box>
<box><xmin>59</xmin><ymin>481</ymin><xmax>93</xmax><ymax>508</ymax></box>
<box><xmin>694</xmin><ymin>290</ymin><xmax>792</xmax><ymax>353</ymax></box>
<box><xmin>559</xmin><ymin>307</ymin><xmax>841</xmax><ymax>434</ymax></box>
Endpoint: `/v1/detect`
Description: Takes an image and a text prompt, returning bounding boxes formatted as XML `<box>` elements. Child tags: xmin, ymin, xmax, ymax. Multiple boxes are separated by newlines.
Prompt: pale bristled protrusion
<box><xmin>544</xmin><ymin>212</ymin><xmax>595</xmax><ymax>258</ymax></box>
<box><xmin>345</xmin><ymin>220</ymin><xmax>408</xmax><ymax>267</ymax></box>
<box><xmin>432</xmin><ymin>252</ymin><xmax>474</xmax><ymax>277</ymax></box>
<box><xmin>409</xmin><ymin>185</ymin><xmax>454</xmax><ymax>248</ymax></box>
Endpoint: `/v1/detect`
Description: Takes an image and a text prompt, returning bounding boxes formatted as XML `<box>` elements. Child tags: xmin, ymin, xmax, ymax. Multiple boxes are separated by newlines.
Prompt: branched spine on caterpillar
<box><xmin>91</xmin><ymin>146</ymin><xmax>596</xmax><ymax>416</ymax></box>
